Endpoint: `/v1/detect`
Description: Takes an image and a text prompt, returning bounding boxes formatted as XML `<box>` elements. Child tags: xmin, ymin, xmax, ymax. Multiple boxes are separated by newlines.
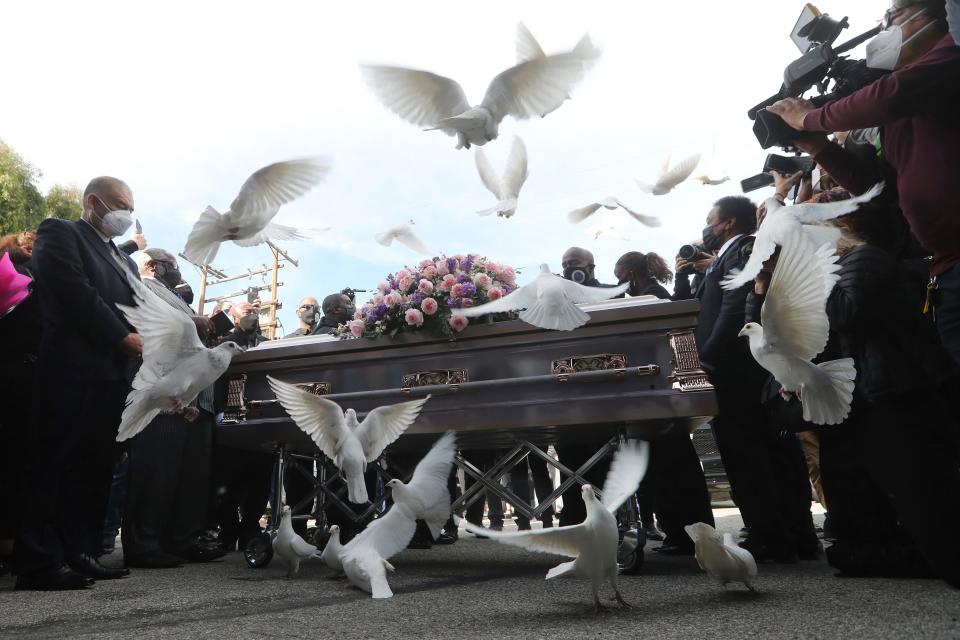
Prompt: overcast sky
<box><xmin>1</xmin><ymin>1</ymin><xmax>879</xmax><ymax>334</ymax></box>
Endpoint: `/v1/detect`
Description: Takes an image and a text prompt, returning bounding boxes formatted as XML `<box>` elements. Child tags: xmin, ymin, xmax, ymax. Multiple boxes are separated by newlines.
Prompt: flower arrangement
<box><xmin>334</xmin><ymin>254</ymin><xmax>519</xmax><ymax>340</ymax></box>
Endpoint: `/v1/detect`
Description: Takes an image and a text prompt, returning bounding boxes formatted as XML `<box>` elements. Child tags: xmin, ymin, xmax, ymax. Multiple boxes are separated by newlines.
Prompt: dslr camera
<box><xmin>740</xmin><ymin>153</ymin><xmax>816</xmax><ymax>193</ymax></box>
<box><xmin>748</xmin><ymin>6</ymin><xmax>886</xmax><ymax>150</ymax></box>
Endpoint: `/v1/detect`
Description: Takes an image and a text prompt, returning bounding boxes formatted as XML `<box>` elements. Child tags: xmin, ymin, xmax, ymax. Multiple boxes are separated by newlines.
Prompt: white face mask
<box><xmin>94</xmin><ymin>196</ymin><xmax>134</xmax><ymax>237</ymax></box>
<box><xmin>866</xmin><ymin>7</ymin><xmax>932</xmax><ymax>71</ymax></box>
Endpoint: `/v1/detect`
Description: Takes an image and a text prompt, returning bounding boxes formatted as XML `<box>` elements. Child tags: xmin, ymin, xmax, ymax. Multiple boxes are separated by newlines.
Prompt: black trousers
<box><xmin>462</xmin><ymin>450</ymin><xmax>504</xmax><ymax>527</ymax></box>
<box><xmin>555</xmin><ymin>443</ymin><xmax>610</xmax><ymax>526</ymax></box>
<box><xmin>509</xmin><ymin>447</ymin><xmax>555</xmax><ymax>528</ymax></box>
<box><xmin>0</xmin><ymin>366</ymin><xmax>33</xmax><ymax>542</ymax></box>
<box><xmin>212</xmin><ymin>446</ymin><xmax>273</xmax><ymax>548</ymax></box>
<box><xmin>647</xmin><ymin>434</ymin><xmax>715</xmax><ymax>544</ymax></box>
<box><xmin>711</xmin><ymin>388</ymin><xmax>812</xmax><ymax>544</ymax></box>
<box><xmin>122</xmin><ymin>410</ymin><xmax>213</xmax><ymax>557</ymax></box>
<box><xmin>15</xmin><ymin>380</ymin><xmax>127</xmax><ymax>574</ymax></box>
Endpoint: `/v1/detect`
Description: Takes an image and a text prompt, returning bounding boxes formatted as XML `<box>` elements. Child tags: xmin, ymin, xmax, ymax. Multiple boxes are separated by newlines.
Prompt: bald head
<box><xmin>562</xmin><ymin>246</ymin><xmax>594</xmax><ymax>267</ymax></box>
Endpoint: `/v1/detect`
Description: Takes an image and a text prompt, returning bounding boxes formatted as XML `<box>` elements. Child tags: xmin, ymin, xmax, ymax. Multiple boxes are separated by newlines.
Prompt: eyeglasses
<box><xmin>881</xmin><ymin>4</ymin><xmax>911</xmax><ymax>29</ymax></box>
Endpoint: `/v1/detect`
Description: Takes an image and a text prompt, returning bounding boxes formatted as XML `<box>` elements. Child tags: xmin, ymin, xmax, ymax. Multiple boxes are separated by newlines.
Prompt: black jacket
<box><xmin>31</xmin><ymin>219</ymin><xmax>140</xmax><ymax>382</ymax></box>
<box><xmin>632</xmin><ymin>281</ymin><xmax>671</xmax><ymax>300</ymax></box>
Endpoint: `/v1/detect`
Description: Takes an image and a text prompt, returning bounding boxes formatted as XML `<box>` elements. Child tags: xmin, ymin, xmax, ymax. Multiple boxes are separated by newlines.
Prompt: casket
<box><xmin>216</xmin><ymin>296</ymin><xmax>717</xmax><ymax>453</ymax></box>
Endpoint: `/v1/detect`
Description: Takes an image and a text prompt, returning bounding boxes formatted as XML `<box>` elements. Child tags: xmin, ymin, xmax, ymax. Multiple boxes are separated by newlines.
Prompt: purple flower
<box><xmin>408</xmin><ymin>292</ymin><xmax>425</xmax><ymax>306</ymax></box>
<box><xmin>501</xmin><ymin>283</ymin><xmax>513</xmax><ymax>296</ymax></box>
<box><xmin>461</xmin><ymin>255</ymin><xmax>474</xmax><ymax>271</ymax></box>
<box><xmin>458</xmin><ymin>282</ymin><xmax>477</xmax><ymax>297</ymax></box>
<box><xmin>446</xmin><ymin>297</ymin><xmax>464</xmax><ymax>309</ymax></box>
<box><xmin>457</xmin><ymin>273</ymin><xmax>470</xmax><ymax>283</ymax></box>
<box><xmin>447</xmin><ymin>258</ymin><xmax>458</xmax><ymax>273</ymax></box>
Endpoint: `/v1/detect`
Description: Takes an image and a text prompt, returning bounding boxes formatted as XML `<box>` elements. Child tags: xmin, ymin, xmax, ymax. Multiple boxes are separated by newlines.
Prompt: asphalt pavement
<box><xmin>2</xmin><ymin>509</ymin><xmax>958</xmax><ymax>640</ymax></box>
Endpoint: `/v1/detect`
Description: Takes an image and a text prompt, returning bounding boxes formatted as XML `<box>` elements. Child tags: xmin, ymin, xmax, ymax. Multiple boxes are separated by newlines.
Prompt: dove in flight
<box><xmin>375</xmin><ymin>221</ymin><xmax>432</xmax><ymax>256</ymax></box>
<box><xmin>738</xmin><ymin>234</ymin><xmax>855</xmax><ymax>425</ymax></box>
<box><xmin>181</xmin><ymin>158</ymin><xmax>330</xmax><ymax>266</ymax></box>
<box><xmin>339</xmin><ymin>432</ymin><xmax>457</xmax><ymax>598</ymax></box>
<box><xmin>684</xmin><ymin>522</ymin><xmax>758</xmax><ymax>592</ymax></box>
<box><xmin>321</xmin><ymin>525</ymin><xmax>344</xmax><ymax>575</ymax></box>
<box><xmin>567</xmin><ymin>197</ymin><xmax>660</xmax><ymax>228</ymax></box>
<box><xmin>514</xmin><ymin>23</ymin><xmax>596</xmax><ymax>115</ymax></box>
<box><xmin>585</xmin><ymin>212</ymin><xmax>631</xmax><ymax>241</ymax></box>
<box><xmin>273</xmin><ymin>505</ymin><xmax>321</xmax><ymax>578</ymax></box>
<box><xmin>475</xmin><ymin>136</ymin><xmax>528</xmax><ymax>218</ymax></box>
<box><xmin>267</xmin><ymin>375</ymin><xmax>430</xmax><ymax>503</ymax></box>
<box><xmin>722</xmin><ymin>182</ymin><xmax>884</xmax><ymax>292</ymax></box>
<box><xmin>360</xmin><ymin>27</ymin><xmax>600</xmax><ymax>150</ymax></box>
<box><xmin>114</xmin><ymin>278</ymin><xmax>245</xmax><ymax>442</ymax></box>
<box><xmin>695</xmin><ymin>174</ymin><xmax>731</xmax><ymax>186</ymax></box>
<box><xmin>455</xmin><ymin>264</ymin><xmax>628</xmax><ymax>331</ymax></box>
<box><xmin>460</xmin><ymin>440</ymin><xmax>649</xmax><ymax>612</ymax></box>
<box><xmin>636</xmin><ymin>154</ymin><xmax>701</xmax><ymax>195</ymax></box>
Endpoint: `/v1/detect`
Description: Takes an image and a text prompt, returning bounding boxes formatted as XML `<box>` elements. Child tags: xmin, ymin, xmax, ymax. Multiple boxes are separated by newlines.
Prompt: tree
<box><xmin>0</xmin><ymin>139</ymin><xmax>83</xmax><ymax>235</ymax></box>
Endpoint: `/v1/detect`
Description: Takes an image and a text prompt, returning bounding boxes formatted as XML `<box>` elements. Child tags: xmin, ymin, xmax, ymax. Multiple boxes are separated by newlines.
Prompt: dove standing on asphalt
<box><xmin>460</xmin><ymin>441</ymin><xmax>649</xmax><ymax>612</ymax></box>
<box><xmin>267</xmin><ymin>375</ymin><xmax>430</xmax><ymax>503</ymax></box>
<box><xmin>374</xmin><ymin>221</ymin><xmax>433</xmax><ymax>256</ymax></box>
<box><xmin>636</xmin><ymin>154</ymin><xmax>701</xmax><ymax>195</ymax></box>
<box><xmin>455</xmin><ymin>264</ymin><xmax>628</xmax><ymax>331</ymax></box>
<box><xmin>114</xmin><ymin>278</ymin><xmax>245</xmax><ymax>442</ymax></box>
<box><xmin>338</xmin><ymin>432</ymin><xmax>457</xmax><ymax>598</ymax></box>
<box><xmin>738</xmin><ymin>234</ymin><xmax>855</xmax><ymax>425</ymax></box>
<box><xmin>181</xmin><ymin>157</ymin><xmax>330</xmax><ymax>266</ymax></box>
<box><xmin>360</xmin><ymin>26</ymin><xmax>600</xmax><ymax>149</ymax></box>
<box><xmin>722</xmin><ymin>182</ymin><xmax>883</xmax><ymax>291</ymax></box>
<box><xmin>684</xmin><ymin>522</ymin><xmax>758</xmax><ymax>592</ymax></box>
<box><xmin>567</xmin><ymin>197</ymin><xmax>660</xmax><ymax>228</ymax></box>
<box><xmin>321</xmin><ymin>525</ymin><xmax>344</xmax><ymax>575</ymax></box>
<box><xmin>475</xmin><ymin>136</ymin><xmax>528</xmax><ymax>218</ymax></box>
<box><xmin>273</xmin><ymin>505</ymin><xmax>321</xmax><ymax>578</ymax></box>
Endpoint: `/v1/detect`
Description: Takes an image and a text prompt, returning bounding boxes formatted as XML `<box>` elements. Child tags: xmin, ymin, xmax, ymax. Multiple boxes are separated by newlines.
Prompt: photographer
<box><xmin>768</xmin><ymin>0</ymin><xmax>960</xmax><ymax>364</ymax></box>
<box><xmin>672</xmin><ymin>243</ymin><xmax>714</xmax><ymax>301</ymax></box>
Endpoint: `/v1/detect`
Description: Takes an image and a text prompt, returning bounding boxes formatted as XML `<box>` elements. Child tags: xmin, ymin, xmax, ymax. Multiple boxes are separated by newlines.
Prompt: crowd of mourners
<box><xmin>0</xmin><ymin>0</ymin><xmax>958</xmax><ymax>593</ymax></box>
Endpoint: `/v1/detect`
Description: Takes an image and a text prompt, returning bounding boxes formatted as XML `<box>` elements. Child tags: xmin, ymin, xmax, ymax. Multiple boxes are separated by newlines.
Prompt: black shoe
<box><xmin>172</xmin><ymin>545</ymin><xmax>227</xmax><ymax>563</ymax></box>
<box><xmin>406</xmin><ymin>536</ymin><xmax>433</xmax><ymax>550</ymax></box>
<box><xmin>69</xmin><ymin>553</ymin><xmax>130</xmax><ymax>580</ymax></box>
<box><xmin>434</xmin><ymin>530</ymin><xmax>458</xmax><ymax>545</ymax></box>
<box><xmin>16</xmin><ymin>564</ymin><xmax>94</xmax><ymax>591</ymax></box>
<box><xmin>489</xmin><ymin>522</ymin><xmax>504</xmax><ymax>532</ymax></box>
<box><xmin>124</xmin><ymin>550</ymin><xmax>184</xmax><ymax>569</ymax></box>
<box><xmin>101</xmin><ymin>533</ymin><xmax>117</xmax><ymax>555</ymax></box>
<box><xmin>654</xmin><ymin>542</ymin><xmax>695</xmax><ymax>556</ymax></box>
<box><xmin>516</xmin><ymin>520</ymin><xmax>532</xmax><ymax>531</ymax></box>
<box><xmin>739</xmin><ymin>537</ymin><xmax>798</xmax><ymax>564</ymax></box>
<box><xmin>642</xmin><ymin>524</ymin><xmax>665</xmax><ymax>542</ymax></box>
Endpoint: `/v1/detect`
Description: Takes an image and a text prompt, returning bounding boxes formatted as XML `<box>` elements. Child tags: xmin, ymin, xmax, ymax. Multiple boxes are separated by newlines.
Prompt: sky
<box><xmin>0</xmin><ymin>0</ymin><xmax>880</xmax><ymax>335</ymax></box>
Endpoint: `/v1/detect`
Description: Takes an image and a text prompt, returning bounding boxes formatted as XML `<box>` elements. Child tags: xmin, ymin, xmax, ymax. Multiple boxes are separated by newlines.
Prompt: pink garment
<box><xmin>0</xmin><ymin>252</ymin><xmax>32</xmax><ymax>316</ymax></box>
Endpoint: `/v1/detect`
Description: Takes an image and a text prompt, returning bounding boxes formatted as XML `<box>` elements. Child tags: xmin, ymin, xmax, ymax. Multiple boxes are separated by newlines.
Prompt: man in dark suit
<box><xmin>695</xmin><ymin>195</ymin><xmax>814</xmax><ymax>563</ymax></box>
<box><xmin>14</xmin><ymin>176</ymin><xmax>143</xmax><ymax>590</ymax></box>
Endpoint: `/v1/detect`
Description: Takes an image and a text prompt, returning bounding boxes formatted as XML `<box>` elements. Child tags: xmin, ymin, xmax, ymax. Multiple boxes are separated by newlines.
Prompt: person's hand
<box><xmin>118</xmin><ymin>332</ymin><xmax>144</xmax><ymax>356</ymax></box>
<box><xmin>770</xmin><ymin>170</ymin><xmax>804</xmax><ymax>201</ymax></box>
<box><xmin>792</xmin><ymin>133</ymin><xmax>832</xmax><ymax>156</ymax></box>
<box><xmin>768</xmin><ymin>97</ymin><xmax>815</xmax><ymax>131</ymax></box>
<box><xmin>675</xmin><ymin>255</ymin><xmax>693</xmax><ymax>275</ymax></box>
<box><xmin>191</xmin><ymin>316</ymin><xmax>214</xmax><ymax>341</ymax></box>
<box><xmin>131</xmin><ymin>232</ymin><xmax>147</xmax><ymax>250</ymax></box>
<box><xmin>754</xmin><ymin>251</ymin><xmax>780</xmax><ymax>295</ymax></box>
<box><xmin>691</xmin><ymin>255</ymin><xmax>716</xmax><ymax>274</ymax></box>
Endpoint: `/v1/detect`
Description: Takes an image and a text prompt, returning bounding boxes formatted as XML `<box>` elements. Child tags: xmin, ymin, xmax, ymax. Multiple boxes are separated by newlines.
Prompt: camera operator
<box><xmin>672</xmin><ymin>243</ymin><xmax>715</xmax><ymax>301</ymax></box>
<box><xmin>768</xmin><ymin>0</ymin><xmax>960</xmax><ymax>364</ymax></box>
<box><xmin>284</xmin><ymin>296</ymin><xmax>320</xmax><ymax>338</ymax></box>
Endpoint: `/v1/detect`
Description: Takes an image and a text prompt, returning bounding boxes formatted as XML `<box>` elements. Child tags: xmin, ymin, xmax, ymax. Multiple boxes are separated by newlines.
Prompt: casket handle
<box><xmin>401</xmin><ymin>369</ymin><xmax>469</xmax><ymax>394</ymax></box>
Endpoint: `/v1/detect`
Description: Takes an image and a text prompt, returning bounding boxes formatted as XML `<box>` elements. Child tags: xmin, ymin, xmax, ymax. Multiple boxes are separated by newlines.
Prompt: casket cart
<box><xmin>216</xmin><ymin>296</ymin><xmax>716</xmax><ymax>570</ymax></box>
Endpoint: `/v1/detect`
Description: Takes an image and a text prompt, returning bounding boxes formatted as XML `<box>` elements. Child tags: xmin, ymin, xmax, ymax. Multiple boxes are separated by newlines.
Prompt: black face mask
<box><xmin>701</xmin><ymin>224</ymin><xmax>723</xmax><ymax>252</ymax></box>
<box><xmin>174</xmin><ymin>282</ymin><xmax>194</xmax><ymax>305</ymax></box>
<box><xmin>298</xmin><ymin>304</ymin><xmax>319</xmax><ymax>325</ymax></box>
<box><xmin>153</xmin><ymin>262</ymin><xmax>182</xmax><ymax>290</ymax></box>
<box><xmin>237</xmin><ymin>314</ymin><xmax>259</xmax><ymax>332</ymax></box>
<box><xmin>563</xmin><ymin>266</ymin><xmax>591</xmax><ymax>284</ymax></box>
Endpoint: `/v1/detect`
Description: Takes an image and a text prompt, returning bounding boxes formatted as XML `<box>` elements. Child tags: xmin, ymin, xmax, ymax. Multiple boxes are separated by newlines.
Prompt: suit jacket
<box><xmin>694</xmin><ymin>235</ymin><xmax>766</xmax><ymax>392</ymax></box>
<box><xmin>32</xmin><ymin>218</ymin><xmax>140</xmax><ymax>381</ymax></box>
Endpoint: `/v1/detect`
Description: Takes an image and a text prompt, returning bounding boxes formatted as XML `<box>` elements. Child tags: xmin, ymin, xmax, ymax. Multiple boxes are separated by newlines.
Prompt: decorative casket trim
<box><xmin>401</xmin><ymin>369</ymin><xmax>469</xmax><ymax>393</ymax></box>
<box><xmin>667</xmin><ymin>330</ymin><xmax>714</xmax><ymax>392</ymax></box>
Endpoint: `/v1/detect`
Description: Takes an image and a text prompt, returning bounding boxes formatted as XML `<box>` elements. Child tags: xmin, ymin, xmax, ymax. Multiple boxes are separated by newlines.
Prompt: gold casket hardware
<box><xmin>551</xmin><ymin>354</ymin><xmax>661</xmax><ymax>383</ymax></box>
<box><xmin>401</xmin><ymin>369</ymin><xmax>469</xmax><ymax>394</ymax></box>
<box><xmin>667</xmin><ymin>330</ymin><xmax>715</xmax><ymax>392</ymax></box>
<box><xmin>248</xmin><ymin>380</ymin><xmax>332</xmax><ymax>411</ymax></box>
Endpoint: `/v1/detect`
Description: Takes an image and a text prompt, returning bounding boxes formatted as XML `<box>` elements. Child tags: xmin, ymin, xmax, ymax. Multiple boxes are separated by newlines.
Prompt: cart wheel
<box><xmin>617</xmin><ymin>528</ymin><xmax>645</xmax><ymax>575</ymax></box>
<box><xmin>244</xmin><ymin>532</ymin><xmax>274</xmax><ymax>568</ymax></box>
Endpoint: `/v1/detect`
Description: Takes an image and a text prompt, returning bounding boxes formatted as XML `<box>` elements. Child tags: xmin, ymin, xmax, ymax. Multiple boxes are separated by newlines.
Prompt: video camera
<box><xmin>340</xmin><ymin>287</ymin><xmax>367</xmax><ymax>302</ymax></box>
<box><xmin>740</xmin><ymin>153</ymin><xmax>816</xmax><ymax>193</ymax></box>
<box><xmin>748</xmin><ymin>6</ymin><xmax>885</xmax><ymax>150</ymax></box>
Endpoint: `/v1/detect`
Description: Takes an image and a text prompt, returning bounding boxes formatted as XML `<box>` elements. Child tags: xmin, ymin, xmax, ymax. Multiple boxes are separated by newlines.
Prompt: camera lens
<box><xmin>678</xmin><ymin>244</ymin><xmax>698</xmax><ymax>260</ymax></box>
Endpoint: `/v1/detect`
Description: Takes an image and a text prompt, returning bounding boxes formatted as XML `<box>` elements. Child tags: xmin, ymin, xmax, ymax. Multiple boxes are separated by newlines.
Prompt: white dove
<box><xmin>374</xmin><ymin>221</ymin><xmax>432</xmax><ymax>256</ymax></box>
<box><xmin>320</xmin><ymin>525</ymin><xmax>344</xmax><ymax>575</ymax></box>
<box><xmin>738</xmin><ymin>234</ymin><xmax>856</xmax><ymax>425</ymax></box>
<box><xmin>267</xmin><ymin>375</ymin><xmax>429</xmax><ymax>503</ymax></box>
<box><xmin>460</xmin><ymin>440</ymin><xmax>649</xmax><ymax>612</ymax></box>
<box><xmin>722</xmin><ymin>182</ymin><xmax>884</xmax><ymax>291</ymax></box>
<box><xmin>339</xmin><ymin>432</ymin><xmax>457</xmax><ymax>598</ymax></box>
<box><xmin>454</xmin><ymin>264</ymin><xmax>628</xmax><ymax>331</ymax></box>
<box><xmin>273</xmin><ymin>505</ymin><xmax>320</xmax><ymax>578</ymax></box>
<box><xmin>684</xmin><ymin>522</ymin><xmax>758</xmax><ymax>593</ymax></box>
<box><xmin>475</xmin><ymin>136</ymin><xmax>528</xmax><ymax>218</ymax></box>
<box><xmin>514</xmin><ymin>23</ymin><xmax>596</xmax><ymax>115</ymax></box>
<box><xmin>695</xmin><ymin>174</ymin><xmax>731</xmax><ymax>186</ymax></box>
<box><xmin>567</xmin><ymin>197</ymin><xmax>660</xmax><ymax>228</ymax></box>
<box><xmin>114</xmin><ymin>279</ymin><xmax>245</xmax><ymax>442</ymax></box>
<box><xmin>360</xmin><ymin>30</ymin><xmax>599</xmax><ymax>150</ymax></box>
<box><xmin>182</xmin><ymin>158</ymin><xmax>330</xmax><ymax>266</ymax></box>
<box><xmin>636</xmin><ymin>154</ymin><xmax>701</xmax><ymax>195</ymax></box>
<box><xmin>585</xmin><ymin>212</ymin><xmax>631</xmax><ymax>241</ymax></box>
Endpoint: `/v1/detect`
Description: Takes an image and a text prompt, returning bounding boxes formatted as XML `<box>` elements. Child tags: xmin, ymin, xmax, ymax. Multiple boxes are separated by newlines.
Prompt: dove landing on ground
<box><xmin>454</xmin><ymin>264</ymin><xmax>628</xmax><ymax>331</ymax></box>
<box><xmin>460</xmin><ymin>440</ymin><xmax>649</xmax><ymax>613</ymax></box>
<box><xmin>181</xmin><ymin>158</ymin><xmax>330</xmax><ymax>266</ymax></box>
<box><xmin>374</xmin><ymin>221</ymin><xmax>432</xmax><ymax>256</ymax></box>
<box><xmin>685</xmin><ymin>522</ymin><xmax>758</xmax><ymax>592</ymax></box>
<box><xmin>268</xmin><ymin>376</ymin><xmax>429</xmax><ymax>503</ymax></box>
<box><xmin>475</xmin><ymin>136</ymin><xmax>528</xmax><ymax>218</ymax></box>
<box><xmin>738</xmin><ymin>235</ymin><xmax>855</xmax><ymax>425</ymax></box>
<box><xmin>360</xmin><ymin>27</ymin><xmax>599</xmax><ymax>149</ymax></box>
<box><xmin>567</xmin><ymin>197</ymin><xmax>660</xmax><ymax>228</ymax></box>
<box><xmin>114</xmin><ymin>278</ymin><xmax>244</xmax><ymax>442</ymax></box>
<box><xmin>636</xmin><ymin>154</ymin><xmax>701</xmax><ymax>195</ymax></box>
<box><xmin>273</xmin><ymin>505</ymin><xmax>321</xmax><ymax>578</ymax></box>
<box><xmin>339</xmin><ymin>432</ymin><xmax>457</xmax><ymax>598</ymax></box>
<box><xmin>722</xmin><ymin>182</ymin><xmax>884</xmax><ymax>291</ymax></box>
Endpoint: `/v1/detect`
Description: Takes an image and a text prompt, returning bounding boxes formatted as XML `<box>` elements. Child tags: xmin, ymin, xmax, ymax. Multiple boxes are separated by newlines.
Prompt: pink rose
<box><xmin>422</xmin><ymin>265</ymin><xmax>437</xmax><ymax>278</ymax></box>
<box><xmin>372</xmin><ymin>293</ymin><xmax>384</xmax><ymax>305</ymax></box>
<box><xmin>349</xmin><ymin>320</ymin><xmax>364</xmax><ymax>337</ymax></box>
<box><xmin>487</xmin><ymin>287</ymin><xmax>504</xmax><ymax>301</ymax></box>
<box><xmin>473</xmin><ymin>273</ymin><xmax>491</xmax><ymax>288</ymax></box>
<box><xmin>377</xmin><ymin>281</ymin><xmax>390</xmax><ymax>292</ymax></box>
<box><xmin>354</xmin><ymin>310</ymin><xmax>364</xmax><ymax>320</ymax></box>
<box><xmin>386</xmin><ymin>291</ymin><xmax>403</xmax><ymax>306</ymax></box>
<box><xmin>449</xmin><ymin>314</ymin><xmax>469</xmax><ymax>332</ymax></box>
<box><xmin>397</xmin><ymin>268</ymin><xmax>412</xmax><ymax>280</ymax></box>
<box><xmin>500</xmin><ymin>267</ymin><xmax>517</xmax><ymax>284</ymax></box>
<box><xmin>418</xmin><ymin>259</ymin><xmax>433</xmax><ymax>269</ymax></box>
<box><xmin>486</xmin><ymin>261</ymin><xmax>501</xmax><ymax>275</ymax></box>
<box><xmin>436</xmin><ymin>260</ymin><xmax>450</xmax><ymax>276</ymax></box>
<box><xmin>421</xmin><ymin>297</ymin><xmax>438</xmax><ymax>315</ymax></box>
<box><xmin>418</xmin><ymin>278</ymin><xmax>434</xmax><ymax>294</ymax></box>
<box><xmin>442</xmin><ymin>274</ymin><xmax>457</xmax><ymax>288</ymax></box>
<box><xmin>398</xmin><ymin>276</ymin><xmax>414</xmax><ymax>291</ymax></box>
<box><xmin>451</xmin><ymin>283</ymin><xmax>464</xmax><ymax>297</ymax></box>
<box><xmin>405</xmin><ymin>308</ymin><xmax>424</xmax><ymax>327</ymax></box>
<box><xmin>461</xmin><ymin>298</ymin><xmax>474</xmax><ymax>307</ymax></box>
